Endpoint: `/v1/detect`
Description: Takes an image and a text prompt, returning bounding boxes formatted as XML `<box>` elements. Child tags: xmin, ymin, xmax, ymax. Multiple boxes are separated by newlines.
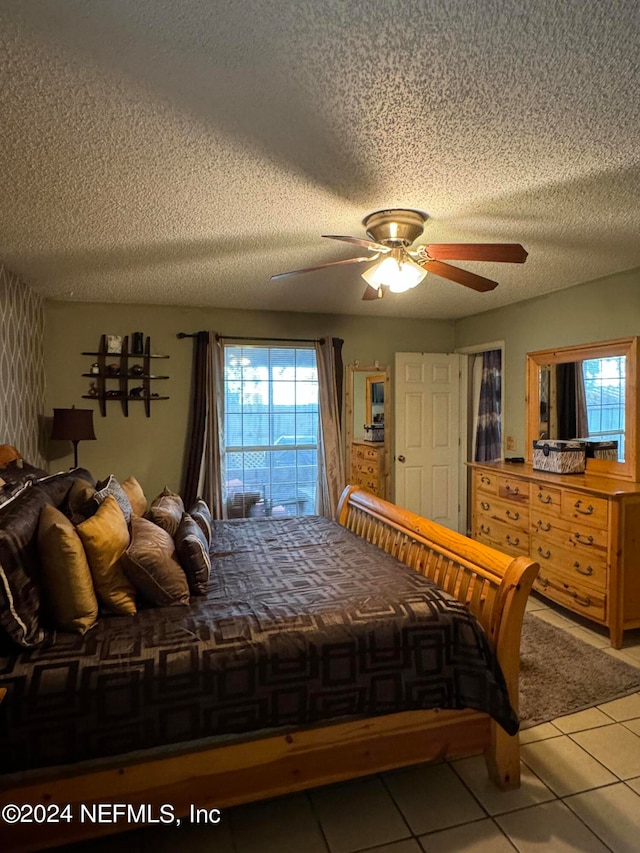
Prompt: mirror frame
<box><xmin>526</xmin><ymin>336</ymin><xmax>639</xmax><ymax>481</ymax></box>
<box><xmin>365</xmin><ymin>373</ymin><xmax>386</xmax><ymax>424</ymax></box>
<box><xmin>345</xmin><ymin>363</ymin><xmax>392</xmax><ymax>493</ymax></box>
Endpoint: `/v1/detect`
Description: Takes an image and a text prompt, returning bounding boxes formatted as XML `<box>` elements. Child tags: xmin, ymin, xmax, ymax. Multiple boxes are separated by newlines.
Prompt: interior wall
<box><xmin>454</xmin><ymin>265</ymin><xmax>640</xmax><ymax>456</ymax></box>
<box><xmin>0</xmin><ymin>264</ymin><xmax>45</xmax><ymax>464</ymax></box>
<box><xmin>45</xmin><ymin>301</ymin><xmax>454</xmax><ymax>498</ymax></box>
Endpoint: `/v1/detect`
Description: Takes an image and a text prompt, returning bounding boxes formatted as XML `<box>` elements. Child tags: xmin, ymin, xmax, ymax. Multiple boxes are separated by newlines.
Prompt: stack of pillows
<box><xmin>36</xmin><ymin>474</ymin><xmax>213</xmax><ymax>636</ymax></box>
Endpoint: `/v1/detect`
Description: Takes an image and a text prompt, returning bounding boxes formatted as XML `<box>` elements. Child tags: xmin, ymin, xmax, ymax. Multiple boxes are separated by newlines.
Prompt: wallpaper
<box><xmin>0</xmin><ymin>264</ymin><xmax>45</xmax><ymax>465</ymax></box>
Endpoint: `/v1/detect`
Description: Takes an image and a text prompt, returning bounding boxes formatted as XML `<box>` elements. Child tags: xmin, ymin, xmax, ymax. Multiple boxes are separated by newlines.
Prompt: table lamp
<box><xmin>50</xmin><ymin>406</ymin><xmax>96</xmax><ymax>468</ymax></box>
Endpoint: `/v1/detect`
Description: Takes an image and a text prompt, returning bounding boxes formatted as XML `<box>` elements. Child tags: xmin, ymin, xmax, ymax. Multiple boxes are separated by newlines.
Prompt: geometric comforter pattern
<box><xmin>0</xmin><ymin>516</ymin><xmax>518</xmax><ymax>774</ymax></box>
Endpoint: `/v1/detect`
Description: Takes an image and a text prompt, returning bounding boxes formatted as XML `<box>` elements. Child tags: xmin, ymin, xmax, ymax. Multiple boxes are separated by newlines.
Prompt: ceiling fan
<box><xmin>271</xmin><ymin>209</ymin><xmax>528</xmax><ymax>300</ymax></box>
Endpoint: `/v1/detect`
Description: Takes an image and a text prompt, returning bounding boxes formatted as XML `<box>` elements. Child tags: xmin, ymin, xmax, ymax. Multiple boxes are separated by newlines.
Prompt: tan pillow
<box><xmin>146</xmin><ymin>487</ymin><xmax>184</xmax><ymax>538</ymax></box>
<box><xmin>37</xmin><ymin>505</ymin><xmax>98</xmax><ymax>634</ymax></box>
<box><xmin>67</xmin><ymin>477</ymin><xmax>96</xmax><ymax>523</ymax></box>
<box><xmin>76</xmin><ymin>495</ymin><xmax>137</xmax><ymax>615</ymax></box>
<box><xmin>121</xmin><ymin>476</ymin><xmax>148</xmax><ymax>516</ymax></box>
<box><xmin>0</xmin><ymin>445</ymin><xmax>22</xmax><ymax>466</ymax></box>
<box><xmin>121</xmin><ymin>516</ymin><xmax>190</xmax><ymax>607</ymax></box>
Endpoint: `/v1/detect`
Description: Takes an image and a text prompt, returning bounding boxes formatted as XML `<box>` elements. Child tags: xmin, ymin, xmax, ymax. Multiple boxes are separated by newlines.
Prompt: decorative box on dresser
<box><xmin>470</xmin><ymin>460</ymin><xmax>640</xmax><ymax>648</ymax></box>
<box><xmin>349</xmin><ymin>440</ymin><xmax>387</xmax><ymax>499</ymax></box>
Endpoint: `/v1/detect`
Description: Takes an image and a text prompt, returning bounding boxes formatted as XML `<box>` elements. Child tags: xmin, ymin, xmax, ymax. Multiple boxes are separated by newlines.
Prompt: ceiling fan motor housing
<box><xmin>363</xmin><ymin>208</ymin><xmax>427</xmax><ymax>247</ymax></box>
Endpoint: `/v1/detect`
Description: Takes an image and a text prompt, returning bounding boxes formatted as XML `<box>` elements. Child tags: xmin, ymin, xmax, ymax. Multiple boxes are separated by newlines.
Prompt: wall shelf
<box><xmin>81</xmin><ymin>334</ymin><xmax>169</xmax><ymax>417</ymax></box>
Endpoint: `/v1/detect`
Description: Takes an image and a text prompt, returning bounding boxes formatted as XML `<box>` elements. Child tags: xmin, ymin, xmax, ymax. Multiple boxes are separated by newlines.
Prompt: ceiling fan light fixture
<box><xmin>361</xmin><ymin>250</ymin><xmax>427</xmax><ymax>293</ymax></box>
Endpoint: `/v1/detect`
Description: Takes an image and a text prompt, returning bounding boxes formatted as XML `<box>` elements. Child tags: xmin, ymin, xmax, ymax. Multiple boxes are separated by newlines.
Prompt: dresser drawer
<box><xmin>531</xmin><ymin>483</ymin><xmax>561</xmax><ymax>512</ymax></box>
<box><xmin>351</xmin><ymin>457</ymin><xmax>382</xmax><ymax>478</ymax></box>
<box><xmin>533</xmin><ymin>568</ymin><xmax>606</xmax><ymax>622</ymax></box>
<box><xmin>475</xmin><ymin>516</ymin><xmax>530</xmax><ymax>556</ymax></box>
<box><xmin>530</xmin><ymin>511</ymin><xmax>608</xmax><ymax>556</ymax></box>
<box><xmin>476</xmin><ymin>495</ymin><xmax>529</xmax><ymax>531</ymax></box>
<box><xmin>474</xmin><ymin>469</ymin><xmax>498</xmax><ymax>495</ymax></box>
<box><xmin>351</xmin><ymin>470</ymin><xmax>381</xmax><ymax>495</ymax></box>
<box><xmin>531</xmin><ymin>534</ymin><xmax>608</xmax><ymax>591</ymax></box>
<box><xmin>560</xmin><ymin>490</ymin><xmax>609</xmax><ymax>529</ymax></box>
<box><xmin>496</xmin><ymin>475</ymin><xmax>529</xmax><ymax>505</ymax></box>
<box><xmin>352</xmin><ymin>443</ymin><xmax>382</xmax><ymax>463</ymax></box>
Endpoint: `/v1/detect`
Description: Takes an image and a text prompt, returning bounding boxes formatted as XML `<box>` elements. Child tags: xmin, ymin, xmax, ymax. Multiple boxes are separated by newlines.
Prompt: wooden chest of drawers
<box><xmin>471</xmin><ymin>461</ymin><xmax>640</xmax><ymax>648</ymax></box>
<box><xmin>349</xmin><ymin>441</ymin><xmax>387</xmax><ymax>499</ymax></box>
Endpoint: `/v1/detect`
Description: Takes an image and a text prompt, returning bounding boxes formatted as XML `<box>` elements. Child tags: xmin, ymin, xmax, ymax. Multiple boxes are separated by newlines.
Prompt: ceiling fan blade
<box><xmin>323</xmin><ymin>234</ymin><xmax>390</xmax><ymax>253</ymax></box>
<box><xmin>423</xmin><ymin>259</ymin><xmax>498</xmax><ymax>292</ymax></box>
<box><xmin>422</xmin><ymin>243</ymin><xmax>528</xmax><ymax>263</ymax></box>
<box><xmin>362</xmin><ymin>284</ymin><xmax>383</xmax><ymax>300</ymax></box>
<box><xmin>271</xmin><ymin>255</ymin><xmax>375</xmax><ymax>280</ymax></box>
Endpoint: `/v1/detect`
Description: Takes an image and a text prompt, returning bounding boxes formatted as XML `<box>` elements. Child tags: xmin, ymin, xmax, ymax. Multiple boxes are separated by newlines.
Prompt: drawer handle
<box><xmin>536</xmin><ymin>519</ymin><xmax>552</xmax><ymax>531</ymax></box>
<box><xmin>537</xmin><ymin>546</ymin><xmax>552</xmax><ymax>559</ymax></box>
<box><xmin>537</xmin><ymin>493</ymin><xmax>552</xmax><ymax>504</ymax></box>
<box><xmin>505</xmin><ymin>484</ymin><xmax>520</xmax><ymax>495</ymax></box>
<box><xmin>573</xmin><ymin>592</ymin><xmax>592</xmax><ymax>607</ymax></box>
<box><xmin>481</xmin><ymin>501</ymin><xmax>490</xmax><ymax>511</ymax></box>
<box><xmin>505</xmin><ymin>534</ymin><xmax>520</xmax><ymax>546</ymax></box>
<box><xmin>481</xmin><ymin>475</ymin><xmax>491</xmax><ymax>484</ymax></box>
<box><xmin>574</xmin><ymin>500</ymin><xmax>594</xmax><ymax>515</ymax></box>
<box><xmin>574</xmin><ymin>561</ymin><xmax>594</xmax><ymax>576</ymax></box>
<box><xmin>479</xmin><ymin>523</ymin><xmax>491</xmax><ymax>534</ymax></box>
<box><xmin>505</xmin><ymin>509</ymin><xmax>520</xmax><ymax>521</ymax></box>
<box><xmin>574</xmin><ymin>532</ymin><xmax>594</xmax><ymax>545</ymax></box>
<box><xmin>537</xmin><ymin>575</ymin><xmax>549</xmax><ymax>588</ymax></box>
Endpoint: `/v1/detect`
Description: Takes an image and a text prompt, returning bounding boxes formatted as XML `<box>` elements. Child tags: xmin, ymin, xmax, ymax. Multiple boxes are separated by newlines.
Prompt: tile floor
<box><xmin>64</xmin><ymin>595</ymin><xmax>640</xmax><ymax>853</ymax></box>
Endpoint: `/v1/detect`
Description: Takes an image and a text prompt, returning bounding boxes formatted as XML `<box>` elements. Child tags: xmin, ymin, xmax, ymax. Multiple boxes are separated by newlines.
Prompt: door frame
<box><xmin>455</xmin><ymin>340</ymin><xmax>506</xmax><ymax>535</ymax></box>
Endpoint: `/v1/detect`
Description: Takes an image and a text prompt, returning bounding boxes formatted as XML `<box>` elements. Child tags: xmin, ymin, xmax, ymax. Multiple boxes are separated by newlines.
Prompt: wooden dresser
<box><xmin>470</xmin><ymin>461</ymin><xmax>640</xmax><ymax>648</ymax></box>
<box><xmin>349</xmin><ymin>441</ymin><xmax>387</xmax><ymax>499</ymax></box>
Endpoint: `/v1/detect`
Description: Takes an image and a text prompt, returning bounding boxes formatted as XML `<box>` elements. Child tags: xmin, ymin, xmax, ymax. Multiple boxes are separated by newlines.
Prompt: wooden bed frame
<box><xmin>0</xmin><ymin>486</ymin><xmax>538</xmax><ymax>852</ymax></box>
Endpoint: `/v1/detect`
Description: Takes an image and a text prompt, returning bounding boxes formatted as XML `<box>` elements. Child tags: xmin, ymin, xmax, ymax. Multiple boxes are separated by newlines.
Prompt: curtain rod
<box><xmin>177</xmin><ymin>332</ymin><xmax>324</xmax><ymax>344</ymax></box>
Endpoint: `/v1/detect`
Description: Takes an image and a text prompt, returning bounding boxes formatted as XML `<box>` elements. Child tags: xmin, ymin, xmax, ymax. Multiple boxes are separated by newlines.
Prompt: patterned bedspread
<box><xmin>0</xmin><ymin>516</ymin><xmax>518</xmax><ymax>774</ymax></box>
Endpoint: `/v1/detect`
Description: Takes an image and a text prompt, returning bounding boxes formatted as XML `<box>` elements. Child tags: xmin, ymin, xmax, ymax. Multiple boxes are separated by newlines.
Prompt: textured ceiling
<box><xmin>1</xmin><ymin>0</ymin><xmax>640</xmax><ymax>320</ymax></box>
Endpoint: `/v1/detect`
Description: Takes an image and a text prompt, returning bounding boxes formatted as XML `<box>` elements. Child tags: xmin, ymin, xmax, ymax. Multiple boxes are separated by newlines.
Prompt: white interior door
<box><xmin>394</xmin><ymin>352</ymin><xmax>462</xmax><ymax>530</ymax></box>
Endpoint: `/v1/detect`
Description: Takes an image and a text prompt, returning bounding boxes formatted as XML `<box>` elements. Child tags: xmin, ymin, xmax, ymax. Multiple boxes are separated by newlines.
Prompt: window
<box><xmin>583</xmin><ymin>357</ymin><xmax>625</xmax><ymax>456</ymax></box>
<box><xmin>223</xmin><ymin>345</ymin><xmax>319</xmax><ymax>516</ymax></box>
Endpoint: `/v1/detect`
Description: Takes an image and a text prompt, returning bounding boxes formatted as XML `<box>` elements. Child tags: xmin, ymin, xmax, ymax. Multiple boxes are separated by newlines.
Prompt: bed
<box><xmin>0</xmin><ymin>484</ymin><xmax>538</xmax><ymax>852</ymax></box>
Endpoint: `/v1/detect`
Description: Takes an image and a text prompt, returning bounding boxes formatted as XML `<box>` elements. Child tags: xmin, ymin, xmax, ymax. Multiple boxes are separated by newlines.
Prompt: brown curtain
<box><xmin>182</xmin><ymin>331</ymin><xmax>210</xmax><ymax>508</ymax></box>
<box><xmin>315</xmin><ymin>337</ymin><xmax>346</xmax><ymax>518</ymax></box>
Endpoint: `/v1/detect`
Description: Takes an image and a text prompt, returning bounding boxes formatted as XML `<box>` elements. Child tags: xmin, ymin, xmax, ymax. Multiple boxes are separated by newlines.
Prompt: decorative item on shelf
<box><xmin>106</xmin><ymin>335</ymin><xmax>122</xmax><ymax>354</ymax></box>
<box><xmin>130</xmin><ymin>363</ymin><xmax>145</xmax><ymax>376</ymax></box>
<box><xmin>129</xmin><ymin>386</ymin><xmax>144</xmax><ymax>397</ymax></box>
<box><xmin>106</xmin><ymin>363</ymin><xmax>120</xmax><ymax>376</ymax></box>
<box><xmin>532</xmin><ymin>439</ymin><xmax>586</xmax><ymax>474</ymax></box>
<box><xmin>363</xmin><ymin>423</ymin><xmax>384</xmax><ymax>442</ymax></box>
<box><xmin>87</xmin><ymin>382</ymin><xmax>98</xmax><ymax>397</ymax></box>
<box><xmin>150</xmin><ymin>392</ymin><xmax>160</xmax><ymax>398</ymax></box>
<box><xmin>90</xmin><ymin>362</ymin><xmax>100</xmax><ymax>375</ymax></box>
<box><xmin>132</xmin><ymin>332</ymin><xmax>144</xmax><ymax>355</ymax></box>
<box><xmin>106</xmin><ymin>389</ymin><xmax>121</xmax><ymax>398</ymax></box>
<box><xmin>50</xmin><ymin>406</ymin><xmax>96</xmax><ymax>468</ymax></box>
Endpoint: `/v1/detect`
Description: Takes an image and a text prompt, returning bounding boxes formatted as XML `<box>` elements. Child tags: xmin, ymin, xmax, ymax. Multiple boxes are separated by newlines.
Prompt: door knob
<box><xmin>397</xmin><ymin>455</ymin><xmax>406</xmax><ymax>463</ymax></box>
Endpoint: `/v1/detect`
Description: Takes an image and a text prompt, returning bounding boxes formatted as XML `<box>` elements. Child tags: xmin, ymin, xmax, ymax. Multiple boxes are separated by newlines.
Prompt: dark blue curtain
<box><xmin>475</xmin><ymin>349</ymin><xmax>502</xmax><ymax>462</ymax></box>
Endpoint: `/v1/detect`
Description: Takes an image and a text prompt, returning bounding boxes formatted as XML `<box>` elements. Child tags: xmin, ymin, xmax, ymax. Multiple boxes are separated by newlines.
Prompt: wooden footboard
<box><xmin>0</xmin><ymin>488</ymin><xmax>538</xmax><ymax>852</ymax></box>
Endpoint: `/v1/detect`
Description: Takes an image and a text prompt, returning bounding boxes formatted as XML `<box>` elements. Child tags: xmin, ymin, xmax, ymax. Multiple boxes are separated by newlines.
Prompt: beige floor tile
<box><xmin>519</xmin><ymin>722</ymin><xmax>562</xmax><ymax>744</ymax></box>
<box><xmin>419</xmin><ymin>818</ymin><xmax>514</xmax><ymax>852</ymax></box>
<box><xmin>366</xmin><ymin>841</ymin><xmax>423</xmax><ymax>853</ymax></box>
<box><xmin>564</xmin><ymin>625</ymin><xmax>611</xmax><ymax>649</ymax></box>
<box><xmin>230</xmin><ymin>793</ymin><xmax>328</xmax><ymax>853</ymax></box>
<box><xmin>68</xmin><ymin>829</ymin><xmax>144</xmax><ymax>853</ymax></box>
<box><xmin>598</xmin><ymin>691</ymin><xmax>640</xmax><ymax>721</ymax></box>
<box><xmin>140</xmin><ymin>819</ymin><xmax>234</xmax><ymax>852</ymax></box>
<box><xmin>452</xmin><ymin>754</ymin><xmax>555</xmax><ymax>815</ymax></box>
<box><xmin>571</xmin><ymin>723</ymin><xmax>640</xmax><ymax>779</ymax></box>
<box><xmin>520</xmin><ymin>735</ymin><xmax>616</xmax><ymax>796</ymax></box>
<box><xmin>310</xmin><ymin>777</ymin><xmax>409</xmax><ymax>853</ymax></box>
<box><xmin>623</xmin><ymin>717</ymin><xmax>640</xmax><ymax>737</ymax></box>
<box><xmin>565</xmin><ymin>782</ymin><xmax>640</xmax><ymax>853</ymax></box>
<box><xmin>531</xmin><ymin>608</ymin><xmax>575</xmax><ymax>629</ymax></box>
<box><xmin>552</xmin><ymin>707</ymin><xmax>613</xmax><ymax>734</ymax></box>
<box><xmin>496</xmin><ymin>800</ymin><xmax>609</xmax><ymax>852</ymax></box>
<box><xmin>526</xmin><ymin>595</ymin><xmax>549</xmax><ymax>612</ymax></box>
<box><xmin>382</xmin><ymin>762</ymin><xmax>484</xmax><ymax>835</ymax></box>
<box><xmin>625</xmin><ymin>775</ymin><xmax>640</xmax><ymax>795</ymax></box>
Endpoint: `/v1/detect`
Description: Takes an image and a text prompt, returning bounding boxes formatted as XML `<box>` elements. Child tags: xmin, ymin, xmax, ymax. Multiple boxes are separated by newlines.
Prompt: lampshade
<box><xmin>51</xmin><ymin>406</ymin><xmax>96</xmax><ymax>468</ymax></box>
<box><xmin>361</xmin><ymin>249</ymin><xmax>427</xmax><ymax>293</ymax></box>
<box><xmin>50</xmin><ymin>407</ymin><xmax>96</xmax><ymax>442</ymax></box>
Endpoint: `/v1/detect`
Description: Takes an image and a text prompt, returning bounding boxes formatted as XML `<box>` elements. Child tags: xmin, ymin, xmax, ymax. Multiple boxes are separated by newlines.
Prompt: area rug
<box><xmin>519</xmin><ymin>612</ymin><xmax>640</xmax><ymax>728</ymax></box>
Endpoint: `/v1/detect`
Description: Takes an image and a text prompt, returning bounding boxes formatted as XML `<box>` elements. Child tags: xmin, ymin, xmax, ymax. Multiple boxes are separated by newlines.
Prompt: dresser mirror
<box><xmin>345</xmin><ymin>364</ymin><xmax>391</xmax><ymax>497</ymax></box>
<box><xmin>526</xmin><ymin>337</ymin><xmax>639</xmax><ymax>481</ymax></box>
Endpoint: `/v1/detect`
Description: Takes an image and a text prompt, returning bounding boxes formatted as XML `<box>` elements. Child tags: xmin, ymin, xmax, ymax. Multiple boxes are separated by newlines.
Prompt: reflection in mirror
<box><xmin>345</xmin><ymin>364</ymin><xmax>391</xmax><ymax>500</ymax></box>
<box><xmin>536</xmin><ymin>358</ymin><xmax>625</xmax><ymax>461</ymax></box>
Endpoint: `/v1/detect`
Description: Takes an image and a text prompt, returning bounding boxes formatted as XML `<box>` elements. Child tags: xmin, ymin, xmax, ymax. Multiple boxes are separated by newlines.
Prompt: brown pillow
<box><xmin>76</xmin><ymin>495</ymin><xmax>137</xmax><ymax>615</ymax></box>
<box><xmin>67</xmin><ymin>477</ymin><xmax>96</xmax><ymax>524</ymax></box>
<box><xmin>37</xmin><ymin>505</ymin><xmax>98</xmax><ymax>634</ymax></box>
<box><xmin>0</xmin><ymin>445</ymin><xmax>22</xmax><ymax>466</ymax></box>
<box><xmin>146</xmin><ymin>487</ymin><xmax>184</xmax><ymax>538</ymax></box>
<box><xmin>121</xmin><ymin>476</ymin><xmax>148</xmax><ymax>516</ymax></box>
<box><xmin>189</xmin><ymin>499</ymin><xmax>212</xmax><ymax>547</ymax></box>
<box><xmin>175</xmin><ymin>513</ymin><xmax>211</xmax><ymax>596</ymax></box>
<box><xmin>121</xmin><ymin>516</ymin><xmax>189</xmax><ymax>606</ymax></box>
